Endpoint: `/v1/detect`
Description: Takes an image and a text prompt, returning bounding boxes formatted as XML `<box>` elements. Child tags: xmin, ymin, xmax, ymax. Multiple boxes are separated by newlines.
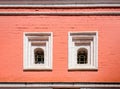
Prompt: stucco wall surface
<box><xmin>0</xmin><ymin>8</ymin><xmax>120</xmax><ymax>82</ymax></box>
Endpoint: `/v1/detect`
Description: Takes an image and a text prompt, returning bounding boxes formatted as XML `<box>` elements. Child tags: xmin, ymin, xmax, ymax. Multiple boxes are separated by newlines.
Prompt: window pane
<box><xmin>34</xmin><ymin>48</ymin><xmax>44</xmax><ymax>64</ymax></box>
<box><xmin>77</xmin><ymin>48</ymin><xmax>87</xmax><ymax>64</ymax></box>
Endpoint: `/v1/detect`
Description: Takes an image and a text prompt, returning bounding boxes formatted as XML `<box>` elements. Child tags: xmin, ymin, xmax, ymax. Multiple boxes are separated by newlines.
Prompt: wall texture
<box><xmin>0</xmin><ymin>8</ymin><xmax>120</xmax><ymax>82</ymax></box>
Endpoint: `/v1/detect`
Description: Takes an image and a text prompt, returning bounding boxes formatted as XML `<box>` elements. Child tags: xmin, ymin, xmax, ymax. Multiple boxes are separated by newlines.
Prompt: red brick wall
<box><xmin>0</xmin><ymin>8</ymin><xmax>120</xmax><ymax>82</ymax></box>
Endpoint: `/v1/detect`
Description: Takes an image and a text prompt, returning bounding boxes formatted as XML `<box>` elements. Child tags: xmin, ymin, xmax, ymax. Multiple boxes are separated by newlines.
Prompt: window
<box><xmin>68</xmin><ymin>31</ymin><xmax>98</xmax><ymax>70</ymax></box>
<box><xmin>34</xmin><ymin>48</ymin><xmax>44</xmax><ymax>64</ymax></box>
<box><xmin>23</xmin><ymin>32</ymin><xmax>53</xmax><ymax>70</ymax></box>
<box><xmin>77</xmin><ymin>48</ymin><xmax>87</xmax><ymax>64</ymax></box>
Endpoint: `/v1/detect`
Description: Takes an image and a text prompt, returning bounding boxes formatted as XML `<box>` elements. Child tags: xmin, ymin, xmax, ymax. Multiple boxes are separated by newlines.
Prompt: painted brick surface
<box><xmin>0</xmin><ymin>8</ymin><xmax>120</xmax><ymax>82</ymax></box>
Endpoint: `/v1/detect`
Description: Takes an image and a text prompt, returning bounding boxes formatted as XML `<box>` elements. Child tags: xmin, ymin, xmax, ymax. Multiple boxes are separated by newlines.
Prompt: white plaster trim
<box><xmin>68</xmin><ymin>31</ymin><xmax>98</xmax><ymax>70</ymax></box>
<box><xmin>0</xmin><ymin>4</ymin><xmax>120</xmax><ymax>8</ymax></box>
<box><xmin>0</xmin><ymin>83</ymin><xmax>120</xmax><ymax>88</ymax></box>
<box><xmin>0</xmin><ymin>12</ymin><xmax>120</xmax><ymax>16</ymax></box>
<box><xmin>23</xmin><ymin>32</ymin><xmax>53</xmax><ymax>70</ymax></box>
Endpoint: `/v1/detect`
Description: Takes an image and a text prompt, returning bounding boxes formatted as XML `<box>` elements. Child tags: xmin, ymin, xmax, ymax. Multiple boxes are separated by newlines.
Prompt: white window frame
<box><xmin>23</xmin><ymin>32</ymin><xmax>53</xmax><ymax>70</ymax></box>
<box><xmin>68</xmin><ymin>31</ymin><xmax>98</xmax><ymax>70</ymax></box>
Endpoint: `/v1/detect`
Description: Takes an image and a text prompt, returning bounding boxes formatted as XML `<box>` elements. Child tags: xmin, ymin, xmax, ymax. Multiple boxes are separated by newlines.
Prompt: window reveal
<box><xmin>24</xmin><ymin>32</ymin><xmax>53</xmax><ymax>70</ymax></box>
<box><xmin>68</xmin><ymin>32</ymin><xmax>98</xmax><ymax>70</ymax></box>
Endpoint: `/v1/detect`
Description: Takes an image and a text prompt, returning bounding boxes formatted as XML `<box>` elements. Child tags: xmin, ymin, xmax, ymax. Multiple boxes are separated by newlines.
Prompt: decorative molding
<box><xmin>0</xmin><ymin>12</ymin><xmax>120</xmax><ymax>16</ymax></box>
<box><xmin>0</xmin><ymin>0</ymin><xmax>120</xmax><ymax>4</ymax></box>
<box><xmin>0</xmin><ymin>0</ymin><xmax>120</xmax><ymax>8</ymax></box>
<box><xmin>0</xmin><ymin>82</ymin><xmax>120</xmax><ymax>88</ymax></box>
<box><xmin>68</xmin><ymin>32</ymin><xmax>98</xmax><ymax>70</ymax></box>
<box><xmin>23</xmin><ymin>32</ymin><xmax>53</xmax><ymax>70</ymax></box>
<box><xmin>0</xmin><ymin>4</ymin><xmax>120</xmax><ymax>8</ymax></box>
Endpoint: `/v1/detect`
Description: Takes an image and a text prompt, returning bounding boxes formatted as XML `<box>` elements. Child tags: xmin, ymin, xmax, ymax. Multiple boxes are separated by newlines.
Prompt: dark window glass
<box><xmin>34</xmin><ymin>48</ymin><xmax>44</xmax><ymax>64</ymax></box>
<box><xmin>77</xmin><ymin>48</ymin><xmax>87</xmax><ymax>64</ymax></box>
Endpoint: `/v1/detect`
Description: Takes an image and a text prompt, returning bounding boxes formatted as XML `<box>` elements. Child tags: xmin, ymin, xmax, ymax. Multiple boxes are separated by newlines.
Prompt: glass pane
<box><xmin>34</xmin><ymin>48</ymin><xmax>44</xmax><ymax>64</ymax></box>
<box><xmin>77</xmin><ymin>48</ymin><xmax>87</xmax><ymax>64</ymax></box>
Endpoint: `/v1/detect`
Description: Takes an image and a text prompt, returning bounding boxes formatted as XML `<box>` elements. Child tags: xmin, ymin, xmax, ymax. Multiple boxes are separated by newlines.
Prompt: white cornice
<box><xmin>0</xmin><ymin>12</ymin><xmax>120</xmax><ymax>16</ymax></box>
<box><xmin>0</xmin><ymin>82</ymin><xmax>120</xmax><ymax>88</ymax></box>
<box><xmin>0</xmin><ymin>4</ymin><xmax>120</xmax><ymax>8</ymax></box>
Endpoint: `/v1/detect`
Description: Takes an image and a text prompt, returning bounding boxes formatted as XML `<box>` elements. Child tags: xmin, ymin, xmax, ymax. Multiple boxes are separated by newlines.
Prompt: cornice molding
<box><xmin>0</xmin><ymin>0</ymin><xmax>120</xmax><ymax>8</ymax></box>
<box><xmin>0</xmin><ymin>12</ymin><xmax>120</xmax><ymax>16</ymax></box>
<box><xmin>0</xmin><ymin>82</ymin><xmax>120</xmax><ymax>88</ymax></box>
<box><xmin>0</xmin><ymin>4</ymin><xmax>120</xmax><ymax>8</ymax></box>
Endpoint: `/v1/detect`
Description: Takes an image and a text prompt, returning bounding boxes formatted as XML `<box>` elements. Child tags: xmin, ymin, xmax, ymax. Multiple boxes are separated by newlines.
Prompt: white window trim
<box><xmin>23</xmin><ymin>32</ymin><xmax>53</xmax><ymax>70</ymax></box>
<box><xmin>68</xmin><ymin>31</ymin><xmax>98</xmax><ymax>70</ymax></box>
